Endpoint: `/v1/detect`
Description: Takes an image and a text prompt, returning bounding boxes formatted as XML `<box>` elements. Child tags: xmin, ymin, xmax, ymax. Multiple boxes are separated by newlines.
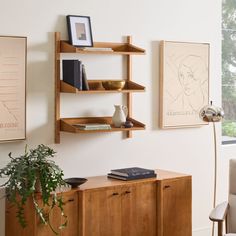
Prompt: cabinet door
<box><xmin>121</xmin><ymin>182</ymin><xmax>157</xmax><ymax>236</ymax></box>
<box><xmin>162</xmin><ymin>177</ymin><xmax>192</xmax><ymax>236</ymax></box>
<box><xmin>83</xmin><ymin>187</ymin><xmax>122</xmax><ymax>236</ymax></box>
<box><xmin>36</xmin><ymin>198</ymin><xmax>62</xmax><ymax>236</ymax></box>
<box><xmin>6</xmin><ymin>199</ymin><xmax>35</xmax><ymax>236</ymax></box>
<box><xmin>61</xmin><ymin>193</ymin><xmax>78</xmax><ymax>236</ymax></box>
<box><xmin>37</xmin><ymin>193</ymin><xmax>78</xmax><ymax>236</ymax></box>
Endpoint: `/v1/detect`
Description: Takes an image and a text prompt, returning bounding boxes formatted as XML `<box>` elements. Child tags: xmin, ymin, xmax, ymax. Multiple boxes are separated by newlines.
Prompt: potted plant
<box><xmin>0</xmin><ymin>144</ymin><xmax>67</xmax><ymax>234</ymax></box>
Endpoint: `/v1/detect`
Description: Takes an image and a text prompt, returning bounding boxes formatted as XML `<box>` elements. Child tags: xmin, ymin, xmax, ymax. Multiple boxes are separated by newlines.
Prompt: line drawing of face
<box><xmin>178</xmin><ymin>55</ymin><xmax>207</xmax><ymax>96</ymax></box>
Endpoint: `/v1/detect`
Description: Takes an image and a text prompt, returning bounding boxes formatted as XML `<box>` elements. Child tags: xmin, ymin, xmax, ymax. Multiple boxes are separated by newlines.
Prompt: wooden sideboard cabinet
<box><xmin>6</xmin><ymin>169</ymin><xmax>192</xmax><ymax>236</ymax></box>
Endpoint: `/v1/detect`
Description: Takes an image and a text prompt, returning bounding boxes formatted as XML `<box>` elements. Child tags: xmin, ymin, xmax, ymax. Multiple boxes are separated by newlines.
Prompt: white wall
<box><xmin>0</xmin><ymin>0</ymin><xmax>222</xmax><ymax>235</ymax></box>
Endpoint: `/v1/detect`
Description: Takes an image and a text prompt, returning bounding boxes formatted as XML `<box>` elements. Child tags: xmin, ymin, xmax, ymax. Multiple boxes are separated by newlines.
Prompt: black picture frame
<box><xmin>67</xmin><ymin>15</ymin><xmax>93</xmax><ymax>47</ymax></box>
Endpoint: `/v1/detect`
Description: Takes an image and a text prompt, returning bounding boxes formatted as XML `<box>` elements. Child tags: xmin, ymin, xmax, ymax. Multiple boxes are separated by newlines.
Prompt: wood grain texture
<box><xmin>121</xmin><ymin>182</ymin><xmax>157</xmax><ymax>236</ymax></box>
<box><xmin>161</xmin><ymin>177</ymin><xmax>192</xmax><ymax>236</ymax></box>
<box><xmin>60</xmin><ymin>41</ymin><xmax>145</xmax><ymax>55</ymax></box>
<box><xmin>83</xmin><ymin>187</ymin><xmax>122</xmax><ymax>236</ymax></box>
<box><xmin>60</xmin><ymin>80</ymin><xmax>145</xmax><ymax>94</ymax></box>
<box><xmin>127</xmin><ymin>35</ymin><xmax>133</xmax><ymax>138</ymax></box>
<box><xmin>60</xmin><ymin>116</ymin><xmax>145</xmax><ymax>133</ymax></box>
<box><xmin>54</xmin><ymin>32</ymin><xmax>61</xmax><ymax>143</ymax></box>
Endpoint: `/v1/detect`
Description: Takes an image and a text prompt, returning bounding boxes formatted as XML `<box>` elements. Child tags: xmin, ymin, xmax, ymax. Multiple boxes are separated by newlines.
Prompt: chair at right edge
<box><xmin>209</xmin><ymin>159</ymin><xmax>236</xmax><ymax>236</ymax></box>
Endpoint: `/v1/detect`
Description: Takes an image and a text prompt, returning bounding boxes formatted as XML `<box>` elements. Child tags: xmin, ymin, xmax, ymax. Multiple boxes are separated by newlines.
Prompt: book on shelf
<box><xmin>73</xmin><ymin>123</ymin><xmax>111</xmax><ymax>130</ymax></box>
<box><xmin>111</xmin><ymin>167</ymin><xmax>155</xmax><ymax>177</ymax></box>
<box><xmin>81</xmin><ymin>47</ymin><xmax>114</xmax><ymax>52</ymax></box>
<box><xmin>107</xmin><ymin>173</ymin><xmax>157</xmax><ymax>181</ymax></box>
<box><xmin>82</xmin><ymin>64</ymin><xmax>89</xmax><ymax>90</ymax></box>
<box><xmin>62</xmin><ymin>60</ymin><xmax>82</xmax><ymax>90</ymax></box>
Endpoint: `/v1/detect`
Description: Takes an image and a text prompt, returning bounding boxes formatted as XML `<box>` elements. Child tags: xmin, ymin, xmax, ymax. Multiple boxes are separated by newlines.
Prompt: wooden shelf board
<box><xmin>60</xmin><ymin>80</ymin><xmax>145</xmax><ymax>94</ymax></box>
<box><xmin>60</xmin><ymin>117</ymin><xmax>145</xmax><ymax>133</ymax></box>
<box><xmin>60</xmin><ymin>41</ymin><xmax>145</xmax><ymax>55</ymax></box>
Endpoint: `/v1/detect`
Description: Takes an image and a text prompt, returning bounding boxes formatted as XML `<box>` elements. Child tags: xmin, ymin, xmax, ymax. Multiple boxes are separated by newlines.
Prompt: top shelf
<box><xmin>60</xmin><ymin>41</ymin><xmax>145</xmax><ymax>55</ymax></box>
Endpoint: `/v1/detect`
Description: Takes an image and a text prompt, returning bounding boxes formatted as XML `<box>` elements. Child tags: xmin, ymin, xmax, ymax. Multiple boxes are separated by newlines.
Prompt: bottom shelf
<box><xmin>60</xmin><ymin>117</ymin><xmax>145</xmax><ymax>133</ymax></box>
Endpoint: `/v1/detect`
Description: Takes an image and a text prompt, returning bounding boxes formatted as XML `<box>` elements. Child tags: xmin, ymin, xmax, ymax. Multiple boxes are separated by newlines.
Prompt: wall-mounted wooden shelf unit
<box><xmin>55</xmin><ymin>32</ymin><xmax>146</xmax><ymax>143</ymax></box>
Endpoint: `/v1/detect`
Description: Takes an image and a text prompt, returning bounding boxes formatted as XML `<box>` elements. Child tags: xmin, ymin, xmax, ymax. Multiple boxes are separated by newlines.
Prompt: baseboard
<box><xmin>193</xmin><ymin>227</ymin><xmax>211</xmax><ymax>236</ymax></box>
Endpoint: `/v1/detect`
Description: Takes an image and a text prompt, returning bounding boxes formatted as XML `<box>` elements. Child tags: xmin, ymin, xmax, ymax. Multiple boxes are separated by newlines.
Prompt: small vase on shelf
<box><xmin>112</xmin><ymin>105</ymin><xmax>128</xmax><ymax>128</ymax></box>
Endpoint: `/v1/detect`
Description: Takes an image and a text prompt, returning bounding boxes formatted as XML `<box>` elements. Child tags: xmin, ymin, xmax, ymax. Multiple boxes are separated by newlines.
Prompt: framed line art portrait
<box><xmin>0</xmin><ymin>36</ymin><xmax>27</xmax><ymax>142</ymax></box>
<box><xmin>67</xmin><ymin>15</ymin><xmax>93</xmax><ymax>47</ymax></box>
<box><xmin>159</xmin><ymin>41</ymin><xmax>209</xmax><ymax>128</ymax></box>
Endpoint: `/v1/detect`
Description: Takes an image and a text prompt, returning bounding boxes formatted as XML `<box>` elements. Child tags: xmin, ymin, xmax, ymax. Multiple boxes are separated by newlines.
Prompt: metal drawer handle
<box><xmin>112</xmin><ymin>192</ymin><xmax>119</xmax><ymax>196</ymax></box>
<box><xmin>125</xmin><ymin>190</ymin><xmax>131</xmax><ymax>194</ymax></box>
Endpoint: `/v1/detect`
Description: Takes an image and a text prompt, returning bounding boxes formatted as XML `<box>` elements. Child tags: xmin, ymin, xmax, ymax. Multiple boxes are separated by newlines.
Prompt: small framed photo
<box><xmin>67</xmin><ymin>15</ymin><xmax>93</xmax><ymax>47</ymax></box>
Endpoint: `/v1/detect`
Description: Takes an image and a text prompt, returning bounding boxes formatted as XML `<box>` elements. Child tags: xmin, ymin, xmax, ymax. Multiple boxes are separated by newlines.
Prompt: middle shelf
<box><xmin>60</xmin><ymin>80</ymin><xmax>145</xmax><ymax>94</ymax></box>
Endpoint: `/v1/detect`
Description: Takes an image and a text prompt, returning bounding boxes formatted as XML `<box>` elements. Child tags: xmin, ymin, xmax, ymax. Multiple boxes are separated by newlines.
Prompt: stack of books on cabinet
<box><xmin>107</xmin><ymin>167</ymin><xmax>156</xmax><ymax>181</ymax></box>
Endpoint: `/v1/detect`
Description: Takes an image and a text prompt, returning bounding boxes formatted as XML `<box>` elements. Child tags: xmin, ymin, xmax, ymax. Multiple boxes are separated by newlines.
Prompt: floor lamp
<box><xmin>199</xmin><ymin>101</ymin><xmax>224</xmax><ymax>236</ymax></box>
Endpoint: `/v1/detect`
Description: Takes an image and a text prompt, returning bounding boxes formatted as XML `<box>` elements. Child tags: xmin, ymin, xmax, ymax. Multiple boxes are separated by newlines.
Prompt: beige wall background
<box><xmin>0</xmin><ymin>0</ymin><xmax>224</xmax><ymax>235</ymax></box>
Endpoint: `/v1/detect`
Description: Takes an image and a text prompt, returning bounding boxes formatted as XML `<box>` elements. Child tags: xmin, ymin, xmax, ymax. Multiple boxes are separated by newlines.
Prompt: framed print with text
<box><xmin>0</xmin><ymin>36</ymin><xmax>26</xmax><ymax>142</ymax></box>
<box><xmin>159</xmin><ymin>40</ymin><xmax>209</xmax><ymax>128</ymax></box>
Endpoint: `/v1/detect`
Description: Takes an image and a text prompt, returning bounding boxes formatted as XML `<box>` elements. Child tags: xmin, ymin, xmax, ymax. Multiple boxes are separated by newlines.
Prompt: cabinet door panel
<box><xmin>163</xmin><ymin>178</ymin><xmax>192</xmax><ymax>236</ymax></box>
<box><xmin>84</xmin><ymin>188</ymin><xmax>122</xmax><ymax>236</ymax></box>
<box><xmin>121</xmin><ymin>182</ymin><xmax>157</xmax><ymax>236</ymax></box>
<box><xmin>36</xmin><ymin>198</ymin><xmax>62</xmax><ymax>236</ymax></box>
<box><xmin>6</xmin><ymin>199</ymin><xmax>35</xmax><ymax>236</ymax></box>
<box><xmin>61</xmin><ymin>193</ymin><xmax>78</xmax><ymax>236</ymax></box>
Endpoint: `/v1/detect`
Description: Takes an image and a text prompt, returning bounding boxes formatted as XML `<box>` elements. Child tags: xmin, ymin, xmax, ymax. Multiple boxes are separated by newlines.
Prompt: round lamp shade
<box><xmin>199</xmin><ymin>102</ymin><xmax>224</xmax><ymax>122</ymax></box>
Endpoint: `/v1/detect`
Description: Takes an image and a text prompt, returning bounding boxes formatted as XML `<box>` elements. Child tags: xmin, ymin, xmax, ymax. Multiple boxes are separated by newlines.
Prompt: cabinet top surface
<box><xmin>73</xmin><ymin>169</ymin><xmax>191</xmax><ymax>191</ymax></box>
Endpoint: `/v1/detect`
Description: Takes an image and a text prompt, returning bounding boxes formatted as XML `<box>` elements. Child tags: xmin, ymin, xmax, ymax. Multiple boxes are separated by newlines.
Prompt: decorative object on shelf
<box><xmin>112</xmin><ymin>105</ymin><xmax>128</xmax><ymax>128</ymax></box>
<box><xmin>199</xmin><ymin>101</ymin><xmax>224</xmax><ymax>236</ymax></box>
<box><xmin>73</xmin><ymin>123</ymin><xmax>111</xmax><ymax>130</ymax></box>
<box><xmin>0</xmin><ymin>36</ymin><xmax>27</xmax><ymax>142</ymax></box>
<box><xmin>102</xmin><ymin>80</ymin><xmax>126</xmax><ymax>90</ymax></box>
<box><xmin>82</xmin><ymin>64</ymin><xmax>89</xmax><ymax>90</ymax></box>
<box><xmin>67</xmin><ymin>15</ymin><xmax>93</xmax><ymax>47</ymax></box>
<box><xmin>160</xmin><ymin>40</ymin><xmax>210</xmax><ymax>128</ymax></box>
<box><xmin>0</xmin><ymin>144</ymin><xmax>67</xmax><ymax>235</ymax></box>
<box><xmin>124</xmin><ymin>120</ymin><xmax>133</xmax><ymax>128</ymax></box>
<box><xmin>62</xmin><ymin>60</ymin><xmax>82</xmax><ymax>90</ymax></box>
<box><xmin>64</xmin><ymin>177</ymin><xmax>88</xmax><ymax>188</ymax></box>
<box><xmin>81</xmin><ymin>47</ymin><xmax>113</xmax><ymax>52</ymax></box>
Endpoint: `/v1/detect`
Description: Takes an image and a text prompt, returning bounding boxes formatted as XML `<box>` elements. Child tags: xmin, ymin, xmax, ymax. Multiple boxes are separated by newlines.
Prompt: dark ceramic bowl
<box><xmin>64</xmin><ymin>178</ymin><xmax>88</xmax><ymax>188</ymax></box>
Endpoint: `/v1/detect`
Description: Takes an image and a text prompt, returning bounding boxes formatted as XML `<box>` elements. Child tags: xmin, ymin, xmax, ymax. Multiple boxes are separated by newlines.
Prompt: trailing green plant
<box><xmin>0</xmin><ymin>144</ymin><xmax>67</xmax><ymax>235</ymax></box>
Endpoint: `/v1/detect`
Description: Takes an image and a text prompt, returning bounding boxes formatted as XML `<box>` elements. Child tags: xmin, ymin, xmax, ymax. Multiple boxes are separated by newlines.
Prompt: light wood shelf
<box><xmin>60</xmin><ymin>80</ymin><xmax>145</xmax><ymax>94</ymax></box>
<box><xmin>60</xmin><ymin>117</ymin><xmax>145</xmax><ymax>133</ymax></box>
<box><xmin>55</xmin><ymin>32</ymin><xmax>146</xmax><ymax>143</ymax></box>
<box><xmin>60</xmin><ymin>41</ymin><xmax>145</xmax><ymax>55</ymax></box>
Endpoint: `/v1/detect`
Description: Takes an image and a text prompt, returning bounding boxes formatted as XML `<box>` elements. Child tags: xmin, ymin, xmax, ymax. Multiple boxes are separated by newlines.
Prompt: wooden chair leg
<box><xmin>225</xmin><ymin>214</ymin><xmax>228</xmax><ymax>233</ymax></box>
<box><xmin>218</xmin><ymin>222</ymin><xmax>223</xmax><ymax>236</ymax></box>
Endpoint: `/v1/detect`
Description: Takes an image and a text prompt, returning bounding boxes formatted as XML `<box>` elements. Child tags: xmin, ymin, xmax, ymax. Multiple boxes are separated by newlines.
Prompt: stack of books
<box><xmin>73</xmin><ymin>123</ymin><xmax>111</xmax><ymax>131</ymax></box>
<box><xmin>62</xmin><ymin>60</ymin><xmax>89</xmax><ymax>91</ymax></box>
<box><xmin>107</xmin><ymin>167</ymin><xmax>156</xmax><ymax>181</ymax></box>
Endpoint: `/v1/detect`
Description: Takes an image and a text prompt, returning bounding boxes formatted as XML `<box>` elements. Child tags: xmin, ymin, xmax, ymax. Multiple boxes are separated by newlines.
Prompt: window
<box><xmin>222</xmin><ymin>0</ymin><xmax>236</xmax><ymax>144</ymax></box>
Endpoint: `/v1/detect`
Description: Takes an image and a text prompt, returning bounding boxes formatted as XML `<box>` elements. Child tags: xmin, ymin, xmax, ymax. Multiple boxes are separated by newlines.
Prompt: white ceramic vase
<box><xmin>112</xmin><ymin>105</ymin><xmax>128</xmax><ymax>128</ymax></box>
